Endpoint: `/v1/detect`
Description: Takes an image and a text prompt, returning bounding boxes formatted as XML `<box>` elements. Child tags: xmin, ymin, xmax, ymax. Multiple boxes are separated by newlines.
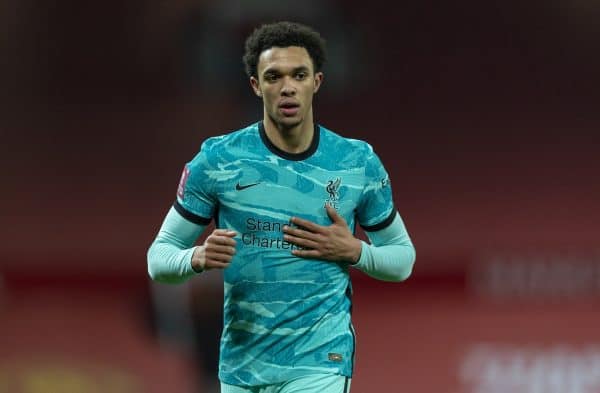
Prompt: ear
<box><xmin>250</xmin><ymin>76</ymin><xmax>262</xmax><ymax>97</ymax></box>
<box><xmin>313</xmin><ymin>72</ymin><xmax>324</xmax><ymax>94</ymax></box>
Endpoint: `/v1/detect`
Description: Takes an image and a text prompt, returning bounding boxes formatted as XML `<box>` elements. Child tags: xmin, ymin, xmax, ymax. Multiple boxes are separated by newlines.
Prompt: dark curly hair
<box><xmin>243</xmin><ymin>21</ymin><xmax>327</xmax><ymax>78</ymax></box>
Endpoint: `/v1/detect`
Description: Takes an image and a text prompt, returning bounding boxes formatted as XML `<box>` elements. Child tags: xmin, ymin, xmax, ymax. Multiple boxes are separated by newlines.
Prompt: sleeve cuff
<box><xmin>183</xmin><ymin>247</ymin><xmax>203</xmax><ymax>275</ymax></box>
<box><xmin>351</xmin><ymin>241</ymin><xmax>370</xmax><ymax>270</ymax></box>
<box><xmin>173</xmin><ymin>200</ymin><xmax>212</xmax><ymax>225</ymax></box>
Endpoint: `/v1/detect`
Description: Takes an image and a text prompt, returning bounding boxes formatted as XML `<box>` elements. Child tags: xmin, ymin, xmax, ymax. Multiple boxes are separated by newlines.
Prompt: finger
<box><xmin>282</xmin><ymin>226</ymin><xmax>321</xmax><ymax>241</ymax></box>
<box><xmin>289</xmin><ymin>216</ymin><xmax>323</xmax><ymax>233</ymax></box>
<box><xmin>325</xmin><ymin>204</ymin><xmax>345</xmax><ymax>224</ymax></box>
<box><xmin>213</xmin><ymin>229</ymin><xmax>237</xmax><ymax>237</ymax></box>
<box><xmin>205</xmin><ymin>251</ymin><xmax>234</xmax><ymax>263</ymax></box>
<box><xmin>207</xmin><ymin>235</ymin><xmax>237</xmax><ymax>247</ymax></box>
<box><xmin>283</xmin><ymin>234</ymin><xmax>319</xmax><ymax>250</ymax></box>
<box><xmin>204</xmin><ymin>260</ymin><xmax>231</xmax><ymax>269</ymax></box>
<box><xmin>291</xmin><ymin>249</ymin><xmax>321</xmax><ymax>259</ymax></box>
<box><xmin>205</xmin><ymin>244</ymin><xmax>236</xmax><ymax>256</ymax></box>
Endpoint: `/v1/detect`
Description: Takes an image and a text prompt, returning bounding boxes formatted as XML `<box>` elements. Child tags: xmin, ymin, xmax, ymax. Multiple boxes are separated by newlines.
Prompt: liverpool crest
<box><xmin>325</xmin><ymin>178</ymin><xmax>341</xmax><ymax>209</ymax></box>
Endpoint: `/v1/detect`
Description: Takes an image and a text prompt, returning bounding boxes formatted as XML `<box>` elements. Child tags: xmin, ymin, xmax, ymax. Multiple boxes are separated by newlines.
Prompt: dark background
<box><xmin>1</xmin><ymin>1</ymin><xmax>599</xmax><ymax>392</ymax></box>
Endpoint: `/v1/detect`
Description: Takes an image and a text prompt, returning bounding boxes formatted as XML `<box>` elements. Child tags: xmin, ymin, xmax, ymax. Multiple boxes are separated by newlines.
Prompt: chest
<box><xmin>216</xmin><ymin>159</ymin><xmax>364</xmax><ymax>225</ymax></box>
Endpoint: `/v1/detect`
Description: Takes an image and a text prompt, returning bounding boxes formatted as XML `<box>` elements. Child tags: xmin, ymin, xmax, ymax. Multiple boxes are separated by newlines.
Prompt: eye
<box><xmin>294</xmin><ymin>72</ymin><xmax>308</xmax><ymax>80</ymax></box>
<box><xmin>264</xmin><ymin>73</ymin><xmax>279</xmax><ymax>82</ymax></box>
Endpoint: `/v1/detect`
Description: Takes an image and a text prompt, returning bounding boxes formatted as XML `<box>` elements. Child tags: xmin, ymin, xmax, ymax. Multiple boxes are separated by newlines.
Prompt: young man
<box><xmin>148</xmin><ymin>21</ymin><xmax>415</xmax><ymax>393</ymax></box>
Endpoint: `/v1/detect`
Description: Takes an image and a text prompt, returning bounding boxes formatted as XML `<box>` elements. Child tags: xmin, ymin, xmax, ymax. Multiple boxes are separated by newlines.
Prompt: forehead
<box><xmin>257</xmin><ymin>46</ymin><xmax>313</xmax><ymax>74</ymax></box>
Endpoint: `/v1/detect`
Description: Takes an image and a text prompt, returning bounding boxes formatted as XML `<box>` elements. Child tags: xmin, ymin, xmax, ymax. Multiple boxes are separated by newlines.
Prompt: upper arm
<box><xmin>153</xmin><ymin>206</ymin><xmax>208</xmax><ymax>248</ymax></box>
<box><xmin>356</xmin><ymin>147</ymin><xmax>395</xmax><ymax>232</ymax></box>
<box><xmin>174</xmin><ymin>143</ymin><xmax>218</xmax><ymax>225</ymax></box>
<box><xmin>364</xmin><ymin>212</ymin><xmax>413</xmax><ymax>248</ymax></box>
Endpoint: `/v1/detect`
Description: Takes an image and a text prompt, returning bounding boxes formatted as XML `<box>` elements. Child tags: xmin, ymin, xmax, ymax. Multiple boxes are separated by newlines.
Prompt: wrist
<box><xmin>190</xmin><ymin>246</ymin><xmax>205</xmax><ymax>272</ymax></box>
<box><xmin>348</xmin><ymin>238</ymin><xmax>362</xmax><ymax>265</ymax></box>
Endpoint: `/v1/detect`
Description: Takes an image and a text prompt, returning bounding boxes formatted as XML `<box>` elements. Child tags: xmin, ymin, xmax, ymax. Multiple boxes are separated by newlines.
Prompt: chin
<box><xmin>277</xmin><ymin>117</ymin><xmax>302</xmax><ymax>130</ymax></box>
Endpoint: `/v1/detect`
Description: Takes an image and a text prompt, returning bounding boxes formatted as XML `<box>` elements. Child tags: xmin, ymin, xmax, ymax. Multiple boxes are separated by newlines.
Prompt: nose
<box><xmin>280</xmin><ymin>76</ymin><xmax>296</xmax><ymax>97</ymax></box>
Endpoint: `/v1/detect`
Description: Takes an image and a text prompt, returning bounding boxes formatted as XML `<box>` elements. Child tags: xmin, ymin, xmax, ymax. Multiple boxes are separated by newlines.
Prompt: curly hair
<box><xmin>243</xmin><ymin>21</ymin><xmax>327</xmax><ymax>78</ymax></box>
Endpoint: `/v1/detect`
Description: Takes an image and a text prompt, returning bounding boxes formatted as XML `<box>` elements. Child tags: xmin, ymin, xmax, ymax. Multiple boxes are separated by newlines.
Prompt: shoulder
<box><xmin>318</xmin><ymin>125</ymin><xmax>378</xmax><ymax>161</ymax></box>
<box><xmin>199</xmin><ymin>123</ymin><xmax>259</xmax><ymax>154</ymax></box>
<box><xmin>189</xmin><ymin>122</ymin><xmax>260</xmax><ymax>166</ymax></box>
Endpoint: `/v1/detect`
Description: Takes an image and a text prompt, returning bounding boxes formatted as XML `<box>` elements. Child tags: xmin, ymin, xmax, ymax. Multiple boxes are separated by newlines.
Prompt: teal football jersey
<box><xmin>175</xmin><ymin>122</ymin><xmax>395</xmax><ymax>386</ymax></box>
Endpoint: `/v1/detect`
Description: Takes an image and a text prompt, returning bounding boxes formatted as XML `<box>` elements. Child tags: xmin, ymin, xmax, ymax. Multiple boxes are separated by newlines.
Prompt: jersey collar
<box><xmin>258</xmin><ymin>121</ymin><xmax>320</xmax><ymax>161</ymax></box>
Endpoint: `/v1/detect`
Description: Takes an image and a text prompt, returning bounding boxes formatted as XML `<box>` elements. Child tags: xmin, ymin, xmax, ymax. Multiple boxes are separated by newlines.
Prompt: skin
<box><xmin>192</xmin><ymin>46</ymin><xmax>362</xmax><ymax>270</ymax></box>
<box><xmin>191</xmin><ymin>229</ymin><xmax>237</xmax><ymax>271</ymax></box>
<box><xmin>250</xmin><ymin>46</ymin><xmax>322</xmax><ymax>153</ymax></box>
<box><xmin>283</xmin><ymin>204</ymin><xmax>362</xmax><ymax>264</ymax></box>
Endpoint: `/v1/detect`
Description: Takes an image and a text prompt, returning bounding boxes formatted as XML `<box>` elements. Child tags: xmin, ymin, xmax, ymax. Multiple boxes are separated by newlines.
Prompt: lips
<box><xmin>278</xmin><ymin>100</ymin><xmax>300</xmax><ymax>116</ymax></box>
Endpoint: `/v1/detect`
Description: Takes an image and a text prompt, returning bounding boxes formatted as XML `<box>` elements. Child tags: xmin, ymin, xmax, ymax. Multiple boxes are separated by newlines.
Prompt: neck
<box><xmin>263</xmin><ymin>111</ymin><xmax>314</xmax><ymax>154</ymax></box>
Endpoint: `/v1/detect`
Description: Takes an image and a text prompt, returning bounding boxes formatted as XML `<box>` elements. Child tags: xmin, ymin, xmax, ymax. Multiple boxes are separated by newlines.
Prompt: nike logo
<box><xmin>235</xmin><ymin>182</ymin><xmax>260</xmax><ymax>191</ymax></box>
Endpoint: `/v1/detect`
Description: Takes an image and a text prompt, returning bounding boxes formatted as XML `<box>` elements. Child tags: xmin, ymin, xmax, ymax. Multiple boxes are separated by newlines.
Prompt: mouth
<box><xmin>278</xmin><ymin>101</ymin><xmax>300</xmax><ymax>117</ymax></box>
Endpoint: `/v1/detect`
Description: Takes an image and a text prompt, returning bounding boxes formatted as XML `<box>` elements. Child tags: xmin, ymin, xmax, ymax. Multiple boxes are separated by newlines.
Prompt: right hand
<box><xmin>191</xmin><ymin>229</ymin><xmax>237</xmax><ymax>271</ymax></box>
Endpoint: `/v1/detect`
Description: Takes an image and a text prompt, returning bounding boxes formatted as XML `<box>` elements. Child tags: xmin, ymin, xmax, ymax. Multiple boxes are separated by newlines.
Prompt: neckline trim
<box><xmin>258</xmin><ymin>121</ymin><xmax>320</xmax><ymax>161</ymax></box>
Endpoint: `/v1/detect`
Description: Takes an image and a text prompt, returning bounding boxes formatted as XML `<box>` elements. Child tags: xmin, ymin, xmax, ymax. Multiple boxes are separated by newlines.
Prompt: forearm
<box><xmin>353</xmin><ymin>213</ymin><xmax>416</xmax><ymax>282</ymax></box>
<box><xmin>147</xmin><ymin>207</ymin><xmax>206</xmax><ymax>284</ymax></box>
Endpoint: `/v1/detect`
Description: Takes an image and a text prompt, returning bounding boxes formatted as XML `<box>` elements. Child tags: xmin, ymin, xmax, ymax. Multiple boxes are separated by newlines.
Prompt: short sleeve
<box><xmin>173</xmin><ymin>144</ymin><xmax>217</xmax><ymax>225</ymax></box>
<box><xmin>356</xmin><ymin>147</ymin><xmax>396</xmax><ymax>232</ymax></box>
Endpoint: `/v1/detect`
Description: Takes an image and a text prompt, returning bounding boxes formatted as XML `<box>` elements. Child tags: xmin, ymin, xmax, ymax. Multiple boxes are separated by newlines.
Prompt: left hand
<box><xmin>283</xmin><ymin>204</ymin><xmax>362</xmax><ymax>264</ymax></box>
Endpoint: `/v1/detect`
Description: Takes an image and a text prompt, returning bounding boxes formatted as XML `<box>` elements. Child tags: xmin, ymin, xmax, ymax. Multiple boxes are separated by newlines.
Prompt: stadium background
<box><xmin>1</xmin><ymin>1</ymin><xmax>599</xmax><ymax>392</ymax></box>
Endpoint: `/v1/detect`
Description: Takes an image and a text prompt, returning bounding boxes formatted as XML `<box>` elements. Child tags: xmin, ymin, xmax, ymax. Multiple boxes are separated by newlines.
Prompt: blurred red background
<box><xmin>1</xmin><ymin>1</ymin><xmax>599</xmax><ymax>392</ymax></box>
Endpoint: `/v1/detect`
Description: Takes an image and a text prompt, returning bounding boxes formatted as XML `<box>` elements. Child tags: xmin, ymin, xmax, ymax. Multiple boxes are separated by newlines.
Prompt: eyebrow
<box><xmin>262</xmin><ymin>66</ymin><xmax>311</xmax><ymax>76</ymax></box>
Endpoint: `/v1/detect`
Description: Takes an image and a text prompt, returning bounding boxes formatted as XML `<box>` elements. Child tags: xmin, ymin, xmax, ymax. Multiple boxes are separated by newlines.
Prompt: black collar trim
<box><xmin>258</xmin><ymin>121</ymin><xmax>320</xmax><ymax>161</ymax></box>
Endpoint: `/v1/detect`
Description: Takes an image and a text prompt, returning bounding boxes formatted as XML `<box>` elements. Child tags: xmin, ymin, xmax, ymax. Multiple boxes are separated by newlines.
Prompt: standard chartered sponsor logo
<box><xmin>461</xmin><ymin>344</ymin><xmax>600</xmax><ymax>393</ymax></box>
<box><xmin>241</xmin><ymin>217</ymin><xmax>302</xmax><ymax>250</ymax></box>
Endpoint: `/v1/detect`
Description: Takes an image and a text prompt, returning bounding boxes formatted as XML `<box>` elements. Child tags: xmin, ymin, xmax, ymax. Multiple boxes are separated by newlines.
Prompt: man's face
<box><xmin>250</xmin><ymin>46</ymin><xmax>323</xmax><ymax>130</ymax></box>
